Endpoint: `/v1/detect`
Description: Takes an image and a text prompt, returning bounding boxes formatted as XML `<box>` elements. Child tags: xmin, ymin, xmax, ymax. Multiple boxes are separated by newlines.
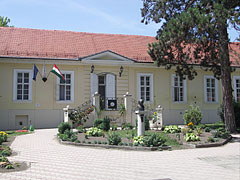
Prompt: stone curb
<box><xmin>183</xmin><ymin>136</ymin><xmax>232</xmax><ymax>148</ymax></box>
<box><xmin>57</xmin><ymin>137</ymin><xmax>171</xmax><ymax>151</ymax></box>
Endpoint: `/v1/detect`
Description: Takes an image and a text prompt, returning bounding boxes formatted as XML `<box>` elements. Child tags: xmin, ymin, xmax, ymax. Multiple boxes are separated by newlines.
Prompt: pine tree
<box><xmin>141</xmin><ymin>0</ymin><xmax>240</xmax><ymax>132</ymax></box>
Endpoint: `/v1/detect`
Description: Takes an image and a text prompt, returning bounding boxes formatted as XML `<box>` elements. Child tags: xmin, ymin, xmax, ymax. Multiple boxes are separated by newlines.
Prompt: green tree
<box><xmin>141</xmin><ymin>0</ymin><xmax>239</xmax><ymax>133</ymax></box>
<box><xmin>0</xmin><ymin>16</ymin><xmax>12</xmax><ymax>27</ymax></box>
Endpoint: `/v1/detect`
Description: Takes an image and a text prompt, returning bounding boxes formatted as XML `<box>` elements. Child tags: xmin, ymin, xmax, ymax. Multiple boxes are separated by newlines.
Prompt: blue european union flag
<box><xmin>32</xmin><ymin>64</ymin><xmax>39</xmax><ymax>81</ymax></box>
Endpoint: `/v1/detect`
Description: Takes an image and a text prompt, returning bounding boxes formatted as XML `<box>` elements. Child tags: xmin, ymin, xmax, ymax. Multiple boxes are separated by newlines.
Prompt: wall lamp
<box><xmin>119</xmin><ymin>66</ymin><xmax>123</xmax><ymax>77</ymax></box>
<box><xmin>91</xmin><ymin>65</ymin><xmax>94</xmax><ymax>73</ymax></box>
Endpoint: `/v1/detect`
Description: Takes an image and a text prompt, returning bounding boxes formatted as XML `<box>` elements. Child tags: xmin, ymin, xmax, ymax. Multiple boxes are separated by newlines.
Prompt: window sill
<box><xmin>13</xmin><ymin>100</ymin><xmax>32</xmax><ymax>103</ymax></box>
<box><xmin>56</xmin><ymin>101</ymin><xmax>74</xmax><ymax>104</ymax></box>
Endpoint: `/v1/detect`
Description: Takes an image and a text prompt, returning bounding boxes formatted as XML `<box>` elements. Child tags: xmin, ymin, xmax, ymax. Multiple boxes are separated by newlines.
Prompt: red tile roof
<box><xmin>0</xmin><ymin>27</ymin><xmax>155</xmax><ymax>62</ymax></box>
<box><xmin>0</xmin><ymin>27</ymin><xmax>239</xmax><ymax>65</ymax></box>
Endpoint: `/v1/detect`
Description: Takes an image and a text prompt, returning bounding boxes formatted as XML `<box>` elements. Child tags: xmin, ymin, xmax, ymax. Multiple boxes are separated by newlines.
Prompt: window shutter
<box><xmin>106</xmin><ymin>74</ymin><xmax>116</xmax><ymax>98</ymax></box>
<box><xmin>91</xmin><ymin>73</ymin><xmax>98</xmax><ymax>98</ymax></box>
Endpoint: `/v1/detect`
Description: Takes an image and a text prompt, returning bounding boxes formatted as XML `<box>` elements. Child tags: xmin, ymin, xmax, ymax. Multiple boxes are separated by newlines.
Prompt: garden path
<box><xmin>0</xmin><ymin>129</ymin><xmax>239</xmax><ymax>180</ymax></box>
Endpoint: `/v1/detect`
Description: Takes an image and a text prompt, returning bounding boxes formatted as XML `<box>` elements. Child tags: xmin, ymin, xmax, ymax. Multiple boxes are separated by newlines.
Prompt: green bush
<box><xmin>93</xmin><ymin>119</ymin><xmax>104</xmax><ymax>129</ymax></box>
<box><xmin>212</xmin><ymin>129</ymin><xmax>230</xmax><ymax>139</ymax></box>
<box><xmin>58</xmin><ymin>129</ymin><xmax>77</xmax><ymax>142</ymax></box>
<box><xmin>121</xmin><ymin>123</ymin><xmax>134</xmax><ymax>130</ymax></box>
<box><xmin>102</xmin><ymin>116</ymin><xmax>111</xmax><ymax>131</ymax></box>
<box><xmin>184</xmin><ymin>133</ymin><xmax>200</xmax><ymax>142</ymax></box>
<box><xmin>0</xmin><ymin>149</ymin><xmax>11</xmax><ymax>156</ymax></box>
<box><xmin>144</xmin><ymin>133</ymin><xmax>166</xmax><ymax>147</ymax></box>
<box><xmin>133</xmin><ymin>136</ymin><xmax>144</xmax><ymax>146</ymax></box>
<box><xmin>58</xmin><ymin>122</ymin><xmax>71</xmax><ymax>134</ymax></box>
<box><xmin>22</xmin><ymin>126</ymin><xmax>27</xmax><ymax>130</ymax></box>
<box><xmin>183</xmin><ymin>105</ymin><xmax>203</xmax><ymax>126</ymax></box>
<box><xmin>164</xmin><ymin>125</ymin><xmax>181</xmax><ymax>133</ymax></box>
<box><xmin>107</xmin><ymin>132</ymin><xmax>122</xmax><ymax>145</ymax></box>
<box><xmin>207</xmin><ymin>136</ymin><xmax>216</xmax><ymax>143</ymax></box>
<box><xmin>76</xmin><ymin>125</ymin><xmax>85</xmax><ymax>133</ymax></box>
<box><xmin>86</xmin><ymin>127</ymin><xmax>103</xmax><ymax>137</ymax></box>
<box><xmin>29</xmin><ymin>125</ymin><xmax>34</xmax><ymax>132</ymax></box>
<box><xmin>205</xmin><ymin>127</ymin><xmax>211</xmax><ymax>132</ymax></box>
<box><xmin>0</xmin><ymin>137</ymin><xmax>4</xmax><ymax>145</ymax></box>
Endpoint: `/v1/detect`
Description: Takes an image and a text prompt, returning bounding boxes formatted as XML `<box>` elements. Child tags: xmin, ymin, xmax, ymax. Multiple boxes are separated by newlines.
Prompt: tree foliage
<box><xmin>0</xmin><ymin>16</ymin><xmax>12</xmax><ymax>27</ymax></box>
<box><xmin>141</xmin><ymin>0</ymin><xmax>239</xmax><ymax>132</ymax></box>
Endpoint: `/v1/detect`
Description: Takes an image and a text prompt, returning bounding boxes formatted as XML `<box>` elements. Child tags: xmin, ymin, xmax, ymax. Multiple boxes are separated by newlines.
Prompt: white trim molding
<box><xmin>137</xmin><ymin>73</ymin><xmax>154</xmax><ymax>103</ymax></box>
<box><xmin>204</xmin><ymin>75</ymin><xmax>218</xmax><ymax>103</ymax></box>
<box><xmin>56</xmin><ymin>71</ymin><xmax>74</xmax><ymax>103</ymax></box>
<box><xmin>233</xmin><ymin>76</ymin><xmax>240</xmax><ymax>102</ymax></box>
<box><xmin>171</xmin><ymin>74</ymin><xmax>187</xmax><ymax>103</ymax></box>
<box><xmin>13</xmin><ymin>69</ymin><xmax>32</xmax><ymax>103</ymax></box>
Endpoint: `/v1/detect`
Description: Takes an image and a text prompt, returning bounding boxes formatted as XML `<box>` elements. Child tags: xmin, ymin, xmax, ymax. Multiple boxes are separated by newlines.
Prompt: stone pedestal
<box><xmin>63</xmin><ymin>105</ymin><xmax>70</xmax><ymax>123</ymax></box>
<box><xmin>135</xmin><ymin>110</ymin><xmax>146</xmax><ymax>136</ymax></box>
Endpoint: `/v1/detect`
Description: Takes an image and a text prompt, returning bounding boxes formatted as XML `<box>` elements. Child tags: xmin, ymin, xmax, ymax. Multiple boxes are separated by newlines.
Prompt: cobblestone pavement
<box><xmin>0</xmin><ymin>129</ymin><xmax>239</xmax><ymax>180</ymax></box>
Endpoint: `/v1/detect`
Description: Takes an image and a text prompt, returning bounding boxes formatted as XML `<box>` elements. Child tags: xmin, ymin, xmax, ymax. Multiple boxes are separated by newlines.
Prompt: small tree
<box><xmin>183</xmin><ymin>105</ymin><xmax>203</xmax><ymax>126</ymax></box>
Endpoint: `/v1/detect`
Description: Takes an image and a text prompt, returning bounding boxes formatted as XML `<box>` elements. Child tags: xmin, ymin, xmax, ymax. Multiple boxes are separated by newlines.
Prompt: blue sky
<box><xmin>1</xmin><ymin>0</ymin><xmax>239</xmax><ymax>41</ymax></box>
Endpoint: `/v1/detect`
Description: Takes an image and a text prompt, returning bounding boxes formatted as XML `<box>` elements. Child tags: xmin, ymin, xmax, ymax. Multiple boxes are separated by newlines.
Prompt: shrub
<box><xmin>76</xmin><ymin>125</ymin><xmax>85</xmax><ymax>133</ymax></box>
<box><xmin>164</xmin><ymin>125</ymin><xmax>181</xmax><ymax>133</ymax></box>
<box><xmin>29</xmin><ymin>125</ymin><xmax>34</xmax><ymax>132</ymax></box>
<box><xmin>144</xmin><ymin>133</ymin><xmax>166</xmax><ymax>147</ymax></box>
<box><xmin>218</xmin><ymin>100</ymin><xmax>240</xmax><ymax>128</ymax></box>
<box><xmin>207</xmin><ymin>136</ymin><xmax>216</xmax><ymax>143</ymax></box>
<box><xmin>107</xmin><ymin>132</ymin><xmax>121</xmax><ymax>145</ymax></box>
<box><xmin>212</xmin><ymin>129</ymin><xmax>230</xmax><ymax>139</ymax></box>
<box><xmin>183</xmin><ymin>105</ymin><xmax>202</xmax><ymax>126</ymax></box>
<box><xmin>93</xmin><ymin>119</ymin><xmax>104</xmax><ymax>129</ymax></box>
<box><xmin>58</xmin><ymin>129</ymin><xmax>77</xmax><ymax>142</ymax></box>
<box><xmin>58</xmin><ymin>122</ymin><xmax>71</xmax><ymax>134</ymax></box>
<box><xmin>22</xmin><ymin>126</ymin><xmax>28</xmax><ymax>130</ymax></box>
<box><xmin>133</xmin><ymin>136</ymin><xmax>144</xmax><ymax>146</ymax></box>
<box><xmin>102</xmin><ymin>116</ymin><xmax>110</xmax><ymax>131</ymax></box>
<box><xmin>122</xmin><ymin>123</ymin><xmax>133</xmax><ymax>130</ymax></box>
<box><xmin>86</xmin><ymin>127</ymin><xmax>103</xmax><ymax>137</ymax></box>
<box><xmin>195</xmin><ymin>127</ymin><xmax>202</xmax><ymax>136</ymax></box>
<box><xmin>0</xmin><ymin>149</ymin><xmax>11</xmax><ymax>156</ymax></box>
<box><xmin>0</xmin><ymin>131</ymin><xmax>8</xmax><ymax>142</ymax></box>
<box><xmin>184</xmin><ymin>133</ymin><xmax>200</xmax><ymax>142</ymax></box>
<box><xmin>205</xmin><ymin>127</ymin><xmax>211</xmax><ymax>132</ymax></box>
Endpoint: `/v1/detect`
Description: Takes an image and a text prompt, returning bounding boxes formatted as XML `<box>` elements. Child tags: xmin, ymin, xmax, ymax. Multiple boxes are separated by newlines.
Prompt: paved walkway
<box><xmin>0</xmin><ymin>129</ymin><xmax>239</xmax><ymax>180</ymax></box>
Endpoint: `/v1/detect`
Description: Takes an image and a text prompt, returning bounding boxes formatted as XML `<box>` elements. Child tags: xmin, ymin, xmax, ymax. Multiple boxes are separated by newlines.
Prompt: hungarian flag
<box><xmin>51</xmin><ymin>65</ymin><xmax>65</xmax><ymax>82</ymax></box>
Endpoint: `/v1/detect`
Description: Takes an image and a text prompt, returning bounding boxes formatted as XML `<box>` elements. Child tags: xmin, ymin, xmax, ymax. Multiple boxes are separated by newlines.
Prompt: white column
<box><xmin>92</xmin><ymin>92</ymin><xmax>100</xmax><ymax>119</ymax></box>
<box><xmin>124</xmin><ymin>92</ymin><xmax>133</xmax><ymax>124</ymax></box>
<box><xmin>156</xmin><ymin>105</ymin><xmax>163</xmax><ymax>128</ymax></box>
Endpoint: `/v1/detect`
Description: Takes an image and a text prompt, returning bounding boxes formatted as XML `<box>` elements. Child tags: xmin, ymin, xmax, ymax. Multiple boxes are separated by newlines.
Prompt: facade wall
<box><xmin>0</xmin><ymin>58</ymin><xmax>239</xmax><ymax>130</ymax></box>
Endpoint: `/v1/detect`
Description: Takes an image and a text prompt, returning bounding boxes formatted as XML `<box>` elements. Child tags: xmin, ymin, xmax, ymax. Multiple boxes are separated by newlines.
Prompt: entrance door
<box><xmin>91</xmin><ymin>73</ymin><xmax>116</xmax><ymax>110</ymax></box>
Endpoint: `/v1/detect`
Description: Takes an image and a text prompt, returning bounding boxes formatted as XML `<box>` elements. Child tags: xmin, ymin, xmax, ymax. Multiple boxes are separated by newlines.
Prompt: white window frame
<box><xmin>13</xmin><ymin>69</ymin><xmax>32</xmax><ymax>102</ymax></box>
<box><xmin>56</xmin><ymin>71</ymin><xmax>74</xmax><ymax>103</ymax></box>
<box><xmin>204</xmin><ymin>75</ymin><xmax>218</xmax><ymax>103</ymax></box>
<box><xmin>171</xmin><ymin>74</ymin><xmax>187</xmax><ymax>103</ymax></box>
<box><xmin>137</xmin><ymin>73</ymin><xmax>154</xmax><ymax>103</ymax></box>
<box><xmin>233</xmin><ymin>76</ymin><xmax>240</xmax><ymax>102</ymax></box>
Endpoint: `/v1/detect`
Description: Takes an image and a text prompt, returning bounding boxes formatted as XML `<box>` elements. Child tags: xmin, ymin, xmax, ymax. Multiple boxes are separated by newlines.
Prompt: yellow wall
<box><xmin>0</xmin><ymin>58</ymin><xmax>239</xmax><ymax>129</ymax></box>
